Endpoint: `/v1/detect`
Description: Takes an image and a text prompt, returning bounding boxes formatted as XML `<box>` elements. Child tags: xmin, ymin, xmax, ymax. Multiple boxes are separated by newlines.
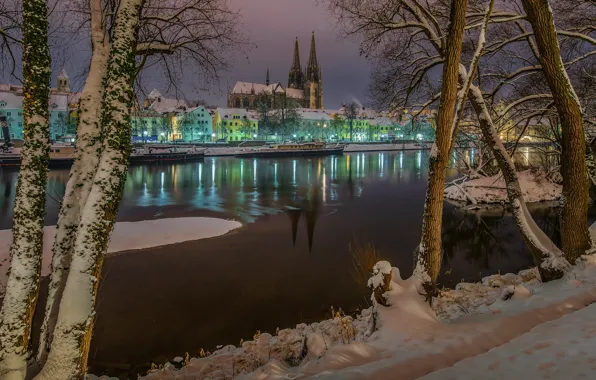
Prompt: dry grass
<box><xmin>349</xmin><ymin>240</ymin><xmax>382</xmax><ymax>286</ymax></box>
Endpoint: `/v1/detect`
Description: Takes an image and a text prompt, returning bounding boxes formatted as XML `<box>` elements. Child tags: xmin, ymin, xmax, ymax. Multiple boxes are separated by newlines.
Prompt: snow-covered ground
<box><xmin>0</xmin><ymin>217</ymin><xmax>242</xmax><ymax>294</ymax></box>
<box><xmin>142</xmin><ymin>253</ymin><xmax>596</xmax><ymax>380</ymax></box>
<box><xmin>445</xmin><ymin>169</ymin><xmax>561</xmax><ymax>204</ymax></box>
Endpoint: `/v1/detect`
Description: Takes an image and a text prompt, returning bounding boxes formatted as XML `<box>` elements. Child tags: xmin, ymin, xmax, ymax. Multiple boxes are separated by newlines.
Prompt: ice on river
<box><xmin>0</xmin><ymin>217</ymin><xmax>242</xmax><ymax>294</ymax></box>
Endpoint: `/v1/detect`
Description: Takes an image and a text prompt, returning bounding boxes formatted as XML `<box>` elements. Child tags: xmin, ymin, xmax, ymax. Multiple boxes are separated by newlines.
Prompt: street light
<box><xmin>143</xmin><ymin>131</ymin><xmax>148</xmax><ymax>136</ymax></box>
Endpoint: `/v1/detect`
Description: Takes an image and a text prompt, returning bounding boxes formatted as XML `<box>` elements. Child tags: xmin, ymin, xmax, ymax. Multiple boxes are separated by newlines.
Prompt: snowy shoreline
<box><xmin>141</xmin><ymin>253</ymin><xmax>596</xmax><ymax>379</ymax></box>
<box><xmin>0</xmin><ymin>217</ymin><xmax>242</xmax><ymax>294</ymax></box>
<box><xmin>444</xmin><ymin>169</ymin><xmax>561</xmax><ymax>205</ymax></box>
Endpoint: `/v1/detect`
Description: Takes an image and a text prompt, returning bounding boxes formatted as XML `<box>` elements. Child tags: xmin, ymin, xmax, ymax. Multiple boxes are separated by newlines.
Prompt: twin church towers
<box><xmin>228</xmin><ymin>32</ymin><xmax>323</xmax><ymax>110</ymax></box>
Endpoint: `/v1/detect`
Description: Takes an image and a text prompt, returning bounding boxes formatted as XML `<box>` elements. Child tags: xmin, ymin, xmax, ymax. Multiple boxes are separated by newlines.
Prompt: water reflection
<box><xmin>0</xmin><ymin>151</ymin><xmax>435</xmax><ymax>228</ymax></box>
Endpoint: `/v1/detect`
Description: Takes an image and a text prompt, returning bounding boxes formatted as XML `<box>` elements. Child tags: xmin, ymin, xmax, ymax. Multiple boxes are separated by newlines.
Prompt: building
<box><xmin>171</xmin><ymin>106</ymin><xmax>214</xmax><ymax>142</ymax></box>
<box><xmin>131</xmin><ymin>89</ymin><xmax>213</xmax><ymax>142</ymax></box>
<box><xmin>213</xmin><ymin>108</ymin><xmax>259</xmax><ymax>141</ymax></box>
<box><xmin>0</xmin><ymin>70</ymin><xmax>72</xmax><ymax>142</ymax></box>
<box><xmin>228</xmin><ymin>32</ymin><xmax>324</xmax><ymax>110</ymax></box>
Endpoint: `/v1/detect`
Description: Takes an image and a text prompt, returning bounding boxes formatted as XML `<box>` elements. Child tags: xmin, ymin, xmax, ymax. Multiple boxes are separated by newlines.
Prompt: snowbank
<box><xmin>141</xmin><ymin>256</ymin><xmax>596</xmax><ymax>379</ymax></box>
<box><xmin>0</xmin><ymin>217</ymin><xmax>242</xmax><ymax>294</ymax></box>
<box><xmin>445</xmin><ymin>169</ymin><xmax>561</xmax><ymax>204</ymax></box>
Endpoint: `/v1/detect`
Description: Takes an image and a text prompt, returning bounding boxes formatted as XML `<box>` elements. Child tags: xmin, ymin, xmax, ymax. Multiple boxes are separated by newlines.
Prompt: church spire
<box><xmin>288</xmin><ymin>37</ymin><xmax>304</xmax><ymax>89</ymax></box>
<box><xmin>306</xmin><ymin>31</ymin><xmax>320</xmax><ymax>82</ymax></box>
<box><xmin>266</xmin><ymin>68</ymin><xmax>270</xmax><ymax>86</ymax></box>
<box><xmin>291</xmin><ymin>37</ymin><xmax>301</xmax><ymax>72</ymax></box>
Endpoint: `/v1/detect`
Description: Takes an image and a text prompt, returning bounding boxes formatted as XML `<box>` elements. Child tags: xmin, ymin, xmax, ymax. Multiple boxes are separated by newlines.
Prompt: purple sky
<box><xmin>218</xmin><ymin>0</ymin><xmax>370</xmax><ymax>108</ymax></box>
<box><xmin>3</xmin><ymin>0</ymin><xmax>371</xmax><ymax>109</ymax></box>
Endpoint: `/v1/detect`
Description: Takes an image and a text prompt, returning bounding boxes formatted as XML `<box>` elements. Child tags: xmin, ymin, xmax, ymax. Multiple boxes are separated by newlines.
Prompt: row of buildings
<box><xmin>1</xmin><ymin>33</ymin><xmax>437</xmax><ymax>144</ymax></box>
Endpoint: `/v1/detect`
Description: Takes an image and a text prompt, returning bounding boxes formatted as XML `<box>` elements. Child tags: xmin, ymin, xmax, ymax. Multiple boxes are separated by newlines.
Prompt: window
<box><xmin>18</xmin><ymin>122</ymin><xmax>22</xmax><ymax>127</ymax></box>
<box><xmin>0</xmin><ymin>101</ymin><xmax>6</xmax><ymax>106</ymax></box>
<box><xmin>18</xmin><ymin>112</ymin><xmax>22</xmax><ymax>116</ymax></box>
<box><xmin>6</xmin><ymin>112</ymin><xmax>11</xmax><ymax>116</ymax></box>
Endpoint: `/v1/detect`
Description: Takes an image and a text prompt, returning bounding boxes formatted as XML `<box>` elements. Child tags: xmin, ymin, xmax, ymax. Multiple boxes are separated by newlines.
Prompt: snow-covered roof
<box><xmin>231</xmin><ymin>81</ymin><xmax>305</xmax><ymax>100</ymax></box>
<box><xmin>49</xmin><ymin>94</ymin><xmax>68</xmax><ymax>111</ymax></box>
<box><xmin>58</xmin><ymin>68</ymin><xmax>69</xmax><ymax>79</ymax></box>
<box><xmin>175</xmin><ymin>106</ymin><xmax>211</xmax><ymax>118</ymax></box>
<box><xmin>149</xmin><ymin>97</ymin><xmax>188</xmax><ymax>114</ymax></box>
<box><xmin>286</xmin><ymin>88</ymin><xmax>305</xmax><ymax>99</ymax></box>
<box><xmin>0</xmin><ymin>91</ymin><xmax>22</xmax><ymax>108</ymax></box>
<box><xmin>298</xmin><ymin>109</ymin><xmax>332</xmax><ymax>121</ymax></box>
<box><xmin>369</xmin><ymin>117</ymin><xmax>396</xmax><ymax>126</ymax></box>
<box><xmin>217</xmin><ymin>107</ymin><xmax>258</xmax><ymax>121</ymax></box>
<box><xmin>0</xmin><ymin>84</ymin><xmax>23</xmax><ymax>94</ymax></box>
<box><xmin>0</xmin><ymin>92</ymin><xmax>67</xmax><ymax>111</ymax></box>
<box><xmin>147</xmin><ymin>89</ymin><xmax>162</xmax><ymax>99</ymax></box>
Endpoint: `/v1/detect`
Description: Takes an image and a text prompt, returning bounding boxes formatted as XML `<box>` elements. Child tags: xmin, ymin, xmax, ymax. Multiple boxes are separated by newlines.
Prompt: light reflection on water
<box><xmin>0</xmin><ymin>149</ymin><xmax>556</xmax><ymax>229</ymax></box>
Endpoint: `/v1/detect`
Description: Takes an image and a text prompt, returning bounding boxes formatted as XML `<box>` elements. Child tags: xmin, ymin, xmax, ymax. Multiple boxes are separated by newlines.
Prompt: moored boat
<box><xmin>234</xmin><ymin>142</ymin><xmax>344</xmax><ymax>158</ymax></box>
<box><xmin>129</xmin><ymin>144</ymin><xmax>205</xmax><ymax>163</ymax></box>
<box><xmin>0</xmin><ymin>144</ymin><xmax>205</xmax><ymax>168</ymax></box>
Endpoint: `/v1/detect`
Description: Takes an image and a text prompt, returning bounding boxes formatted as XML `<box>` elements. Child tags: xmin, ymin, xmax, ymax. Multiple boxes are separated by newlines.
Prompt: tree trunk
<box><xmin>521</xmin><ymin>0</ymin><xmax>592</xmax><ymax>262</ymax></box>
<box><xmin>414</xmin><ymin>0</ymin><xmax>468</xmax><ymax>301</ymax></box>
<box><xmin>467</xmin><ymin>84</ymin><xmax>570</xmax><ymax>280</ymax></box>
<box><xmin>35</xmin><ymin>0</ymin><xmax>110</xmax><ymax>367</ymax></box>
<box><xmin>33</xmin><ymin>1</ymin><xmax>143</xmax><ymax>378</ymax></box>
<box><xmin>0</xmin><ymin>1</ymin><xmax>51</xmax><ymax>379</ymax></box>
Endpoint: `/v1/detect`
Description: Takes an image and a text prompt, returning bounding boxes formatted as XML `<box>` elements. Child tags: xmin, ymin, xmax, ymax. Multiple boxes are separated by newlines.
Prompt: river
<box><xmin>0</xmin><ymin>150</ymin><xmax>566</xmax><ymax>376</ymax></box>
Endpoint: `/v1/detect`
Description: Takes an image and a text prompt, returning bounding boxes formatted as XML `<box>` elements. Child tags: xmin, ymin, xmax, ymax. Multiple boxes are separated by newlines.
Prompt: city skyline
<box><xmin>5</xmin><ymin>0</ymin><xmax>370</xmax><ymax>110</ymax></box>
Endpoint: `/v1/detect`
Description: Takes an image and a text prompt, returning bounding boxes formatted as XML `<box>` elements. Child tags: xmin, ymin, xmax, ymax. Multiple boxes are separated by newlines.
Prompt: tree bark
<box><xmin>467</xmin><ymin>84</ymin><xmax>571</xmax><ymax>280</ymax></box>
<box><xmin>33</xmin><ymin>0</ymin><xmax>143</xmax><ymax>378</ymax></box>
<box><xmin>0</xmin><ymin>1</ymin><xmax>51</xmax><ymax>379</ymax></box>
<box><xmin>35</xmin><ymin>0</ymin><xmax>110</xmax><ymax>367</ymax></box>
<box><xmin>521</xmin><ymin>0</ymin><xmax>592</xmax><ymax>262</ymax></box>
<box><xmin>414</xmin><ymin>0</ymin><xmax>468</xmax><ymax>301</ymax></box>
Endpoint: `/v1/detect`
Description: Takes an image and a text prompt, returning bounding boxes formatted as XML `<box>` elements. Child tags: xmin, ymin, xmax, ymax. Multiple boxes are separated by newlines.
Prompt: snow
<box><xmin>421</xmin><ymin>303</ymin><xmax>596</xmax><ymax>380</ymax></box>
<box><xmin>0</xmin><ymin>217</ymin><xmax>242</xmax><ymax>294</ymax></box>
<box><xmin>344</xmin><ymin>143</ymin><xmax>430</xmax><ymax>152</ymax></box>
<box><xmin>445</xmin><ymin>169</ymin><xmax>561</xmax><ymax>204</ymax></box>
<box><xmin>141</xmin><ymin>255</ymin><xmax>596</xmax><ymax>380</ymax></box>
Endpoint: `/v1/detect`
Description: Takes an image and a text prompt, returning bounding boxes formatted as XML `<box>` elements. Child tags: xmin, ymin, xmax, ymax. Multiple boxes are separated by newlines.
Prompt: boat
<box><xmin>0</xmin><ymin>144</ymin><xmax>205</xmax><ymax>168</ymax></box>
<box><xmin>129</xmin><ymin>144</ymin><xmax>205</xmax><ymax>164</ymax></box>
<box><xmin>233</xmin><ymin>142</ymin><xmax>345</xmax><ymax>158</ymax></box>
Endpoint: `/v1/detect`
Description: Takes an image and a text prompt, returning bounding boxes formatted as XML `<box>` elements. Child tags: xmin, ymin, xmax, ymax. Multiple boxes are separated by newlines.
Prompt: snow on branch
<box><xmin>450</xmin><ymin>0</ymin><xmax>495</xmax><ymax>145</ymax></box>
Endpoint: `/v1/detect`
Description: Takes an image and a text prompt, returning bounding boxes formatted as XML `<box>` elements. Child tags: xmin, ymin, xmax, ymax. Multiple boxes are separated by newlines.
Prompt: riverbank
<box><xmin>0</xmin><ymin>217</ymin><xmax>242</xmax><ymax>294</ymax></box>
<box><xmin>142</xmin><ymin>253</ymin><xmax>596</xmax><ymax>379</ymax></box>
<box><xmin>444</xmin><ymin>169</ymin><xmax>561</xmax><ymax>205</ymax></box>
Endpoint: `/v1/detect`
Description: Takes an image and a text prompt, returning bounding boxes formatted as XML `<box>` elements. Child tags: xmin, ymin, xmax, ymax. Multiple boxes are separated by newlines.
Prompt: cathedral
<box><xmin>228</xmin><ymin>32</ymin><xmax>323</xmax><ymax>110</ymax></box>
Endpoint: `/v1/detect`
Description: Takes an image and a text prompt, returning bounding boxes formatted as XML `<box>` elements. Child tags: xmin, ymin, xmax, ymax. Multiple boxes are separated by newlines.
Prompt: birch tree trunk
<box><xmin>467</xmin><ymin>84</ymin><xmax>571</xmax><ymax>280</ymax></box>
<box><xmin>35</xmin><ymin>0</ymin><xmax>110</xmax><ymax>366</ymax></box>
<box><xmin>0</xmin><ymin>0</ymin><xmax>51</xmax><ymax>379</ymax></box>
<box><xmin>414</xmin><ymin>0</ymin><xmax>468</xmax><ymax>301</ymax></box>
<box><xmin>34</xmin><ymin>0</ymin><xmax>143</xmax><ymax>378</ymax></box>
<box><xmin>521</xmin><ymin>0</ymin><xmax>592</xmax><ymax>262</ymax></box>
